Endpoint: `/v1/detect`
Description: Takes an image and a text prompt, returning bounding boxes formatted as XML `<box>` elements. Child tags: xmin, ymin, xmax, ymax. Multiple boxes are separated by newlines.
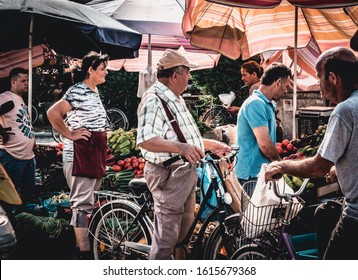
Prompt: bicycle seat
<box><xmin>128</xmin><ymin>177</ymin><xmax>148</xmax><ymax>196</ymax></box>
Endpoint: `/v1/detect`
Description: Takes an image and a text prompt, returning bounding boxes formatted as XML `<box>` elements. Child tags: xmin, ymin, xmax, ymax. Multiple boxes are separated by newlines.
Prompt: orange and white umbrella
<box><xmin>183</xmin><ymin>0</ymin><xmax>358</xmax><ymax>60</ymax></box>
<box><xmin>183</xmin><ymin>0</ymin><xmax>358</xmax><ymax>138</ymax></box>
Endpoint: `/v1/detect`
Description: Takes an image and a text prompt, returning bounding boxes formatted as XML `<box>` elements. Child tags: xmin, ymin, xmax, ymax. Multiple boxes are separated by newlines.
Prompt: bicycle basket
<box><xmin>240</xmin><ymin>180</ymin><xmax>304</xmax><ymax>238</ymax></box>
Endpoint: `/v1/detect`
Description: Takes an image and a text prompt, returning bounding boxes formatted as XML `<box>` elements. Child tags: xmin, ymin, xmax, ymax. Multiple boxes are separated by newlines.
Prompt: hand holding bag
<box><xmin>72</xmin><ymin>131</ymin><xmax>107</xmax><ymax>178</ymax></box>
<box><xmin>241</xmin><ymin>164</ymin><xmax>303</xmax><ymax>238</ymax></box>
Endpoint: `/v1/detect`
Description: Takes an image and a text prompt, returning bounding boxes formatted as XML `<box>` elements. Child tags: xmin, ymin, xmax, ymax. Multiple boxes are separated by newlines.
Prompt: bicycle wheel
<box><xmin>230</xmin><ymin>243</ymin><xmax>270</xmax><ymax>260</ymax></box>
<box><xmin>89</xmin><ymin>201</ymin><xmax>153</xmax><ymax>260</ymax></box>
<box><xmin>201</xmin><ymin>106</ymin><xmax>232</xmax><ymax>128</ymax></box>
<box><xmin>106</xmin><ymin>108</ymin><xmax>129</xmax><ymax>131</ymax></box>
<box><xmin>31</xmin><ymin>105</ymin><xmax>38</xmax><ymax>125</ymax></box>
<box><xmin>51</xmin><ymin>114</ymin><xmax>67</xmax><ymax>143</ymax></box>
<box><xmin>184</xmin><ymin>99</ymin><xmax>199</xmax><ymax>117</ymax></box>
<box><xmin>203</xmin><ymin>214</ymin><xmax>248</xmax><ymax>260</ymax></box>
<box><xmin>51</xmin><ymin>127</ymin><xmax>65</xmax><ymax>143</ymax></box>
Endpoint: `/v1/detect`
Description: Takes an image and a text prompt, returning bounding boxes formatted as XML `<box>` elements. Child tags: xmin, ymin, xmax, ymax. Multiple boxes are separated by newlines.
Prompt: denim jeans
<box><xmin>0</xmin><ymin>149</ymin><xmax>36</xmax><ymax>203</ymax></box>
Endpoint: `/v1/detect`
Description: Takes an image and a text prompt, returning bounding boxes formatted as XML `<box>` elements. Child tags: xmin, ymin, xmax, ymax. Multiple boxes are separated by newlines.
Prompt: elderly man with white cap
<box><xmin>136</xmin><ymin>49</ymin><xmax>230</xmax><ymax>260</ymax></box>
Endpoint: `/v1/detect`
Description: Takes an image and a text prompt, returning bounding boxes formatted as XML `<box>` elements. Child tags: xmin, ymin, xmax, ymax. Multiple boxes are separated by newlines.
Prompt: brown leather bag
<box><xmin>72</xmin><ymin>131</ymin><xmax>107</xmax><ymax>178</ymax></box>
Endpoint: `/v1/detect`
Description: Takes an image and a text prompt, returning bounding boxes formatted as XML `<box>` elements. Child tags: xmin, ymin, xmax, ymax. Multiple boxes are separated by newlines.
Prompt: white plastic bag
<box><xmin>241</xmin><ymin>164</ymin><xmax>303</xmax><ymax>238</ymax></box>
<box><xmin>219</xmin><ymin>91</ymin><xmax>235</xmax><ymax>107</ymax></box>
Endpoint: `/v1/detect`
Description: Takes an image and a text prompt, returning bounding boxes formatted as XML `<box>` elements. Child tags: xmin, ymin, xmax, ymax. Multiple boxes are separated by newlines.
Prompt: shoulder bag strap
<box><xmin>155</xmin><ymin>93</ymin><xmax>187</xmax><ymax>143</ymax></box>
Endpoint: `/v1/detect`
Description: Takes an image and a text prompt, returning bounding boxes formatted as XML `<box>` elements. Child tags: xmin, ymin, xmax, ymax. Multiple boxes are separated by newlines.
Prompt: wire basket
<box><xmin>240</xmin><ymin>180</ymin><xmax>305</xmax><ymax>238</ymax></box>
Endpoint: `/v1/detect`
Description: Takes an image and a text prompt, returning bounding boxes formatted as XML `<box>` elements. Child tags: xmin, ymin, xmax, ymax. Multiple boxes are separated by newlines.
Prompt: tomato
<box><xmin>138</xmin><ymin>163</ymin><xmax>145</xmax><ymax>170</ymax></box>
<box><xmin>138</xmin><ymin>157</ymin><xmax>146</xmax><ymax>163</ymax></box>
<box><xmin>117</xmin><ymin>160</ymin><xmax>125</xmax><ymax>167</ymax></box>
<box><xmin>286</xmin><ymin>144</ymin><xmax>294</xmax><ymax>151</ymax></box>
<box><xmin>132</xmin><ymin>161</ymin><xmax>139</xmax><ymax>169</ymax></box>
<box><xmin>112</xmin><ymin>165</ymin><xmax>122</xmax><ymax>172</ymax></box>
<box><xmin>282</xmin><ymin>139</ymin><xmax>290</xmax><ymax>146</ymax></box>
<box><xmin>131</xmin><ymin>156</ymin><xmax>138</xmax><ymax>162</ymax></box>
<box><xmin>124</xmin><ymin>158</ymin><xmax>132</xmax><ymax>163</ymax></box>
<box><xmin>124</xmin><ymin>162</ymin><xmax>132</xmax><ymax>169</ymax></box>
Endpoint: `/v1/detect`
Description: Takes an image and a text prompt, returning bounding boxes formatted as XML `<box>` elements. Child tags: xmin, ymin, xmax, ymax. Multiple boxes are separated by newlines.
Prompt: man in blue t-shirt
<box><xmin>235</xmin><ymin>63</ymin><xmax>292</xmax><ymax>185</ymax></box>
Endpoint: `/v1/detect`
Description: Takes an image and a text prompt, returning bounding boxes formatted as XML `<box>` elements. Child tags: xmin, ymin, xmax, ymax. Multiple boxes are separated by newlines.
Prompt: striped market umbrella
<box><xmin>183</xmin><ymin>0</ymin><xmax>358</xmax><ymax>60</ymax></box>
<box><xmin>183</xmin><ymin>0</ymin><xmax>358</xmax><ymax>138</ymax></box>
<box><xmin>107</xmin><ymin>34</ymin><xmax>220</xmax><ymax>72</ymax></box>
<box><xmin>107</xmin><ymin>36</ymin><xmax>220</xmax><ymax>97</ymax></box>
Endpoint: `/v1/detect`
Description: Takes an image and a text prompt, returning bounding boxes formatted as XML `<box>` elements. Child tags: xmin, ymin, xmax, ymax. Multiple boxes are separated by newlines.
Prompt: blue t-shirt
<box><xmin>235</xmin><ymin>90</ymin><xmax>277</xmax><ymax>180</ymax></box>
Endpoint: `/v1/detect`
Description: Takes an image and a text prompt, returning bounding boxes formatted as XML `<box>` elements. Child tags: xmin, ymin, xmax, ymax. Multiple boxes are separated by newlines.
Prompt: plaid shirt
<box><xmin>137</xmin><ymin>82</ymin><xmax>203</xmax><ymax>164</ymax></box>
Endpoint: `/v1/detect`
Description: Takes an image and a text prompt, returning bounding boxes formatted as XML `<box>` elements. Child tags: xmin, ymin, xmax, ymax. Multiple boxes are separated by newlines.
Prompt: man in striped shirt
<box><xmin>137</xmin><ymin>49</ymin><xmax>230</xmax><ymax>260</ymax></box>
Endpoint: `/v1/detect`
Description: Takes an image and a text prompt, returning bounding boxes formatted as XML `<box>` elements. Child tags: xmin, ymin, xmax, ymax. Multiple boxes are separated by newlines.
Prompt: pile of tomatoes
<box><xmin>111</xmin><ymin>155</ymin><xmax>146</xmax><ymax>178</ymax></box>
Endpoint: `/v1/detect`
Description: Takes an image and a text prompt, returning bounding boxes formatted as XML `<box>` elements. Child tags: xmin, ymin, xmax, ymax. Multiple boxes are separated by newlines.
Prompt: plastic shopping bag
<box><xmin>241</xmin><ymin>164</ymin><xmax>303</xmax><ymax>238</ymax></box>
<box><xmin>196</xmin><ymin>160</ymin><xmax>224</xmax><ymax>220</ymax></box>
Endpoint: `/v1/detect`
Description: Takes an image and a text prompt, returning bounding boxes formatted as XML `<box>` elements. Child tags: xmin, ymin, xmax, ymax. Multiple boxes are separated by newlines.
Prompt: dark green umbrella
<box><xmin>0</xmin><ymin>0</ymin><xmax>142</xmax><ymax>117</ymax></box>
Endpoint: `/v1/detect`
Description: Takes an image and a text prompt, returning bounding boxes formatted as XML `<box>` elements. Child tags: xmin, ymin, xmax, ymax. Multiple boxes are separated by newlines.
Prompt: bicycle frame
<box><xmin>176</xmin><ymin>159</ymin><xmax>235</xmax><ymax>259</ymax></box>
<box><xmin>234</xmin><ymin>178</ymin><xmax>310</xmax><ymax>260</ymax></box>
<box><xmin>90</xmin><ymin>148</ymin><xmax>240</xmax><ymax>260</ymax></box>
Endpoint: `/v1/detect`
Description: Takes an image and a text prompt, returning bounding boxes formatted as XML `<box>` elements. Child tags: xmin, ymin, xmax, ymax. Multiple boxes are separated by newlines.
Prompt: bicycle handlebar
<box><xmin>270</xmin><ymin>177</ymin><xmax>310</xmax><ymax>200</ymax></box>
<box><xmin>162</xmin><ymin>144</ymin><xmax>239</xmax><ymax>167</ymax></box>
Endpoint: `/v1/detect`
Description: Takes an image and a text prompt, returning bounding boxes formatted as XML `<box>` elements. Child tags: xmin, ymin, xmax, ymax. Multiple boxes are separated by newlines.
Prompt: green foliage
<box><xmin>32</xmin><ymin>50</ymin><xmax>73</xmax><ymax>104</ymax></box>
<box><xmin>191</xmin><ymin>56</ymin><xmax>244</xmax><ymax>97</ymax></box>
<box><xmin>98</xmin><ymin>70</ymin><xmax>140</xmax><ymax>129</ymax></box>
<box><xmin>191</xmin><ymin>55</ymin><xmax>261</xmax><ymax>107</ymax></box>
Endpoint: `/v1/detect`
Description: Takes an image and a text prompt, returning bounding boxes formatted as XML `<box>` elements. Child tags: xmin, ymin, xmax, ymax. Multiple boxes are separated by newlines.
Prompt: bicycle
<box><xmin>200</xmin><ymin>93</ymin><xmax>237</xmax><ymax>128</ymax></box>
<box><xmin>230</xmin><ymin>177</ymin><xmax>310</xmax><ymax>260</ymax></box>
<box><xmin>51</xmin><ymin>107</ymin><xmax>129</xmax><ymax>143</ymax></box>
<box><xmin>88</xmin><ymin>146</ymin><xmax>248</xmax><ymax>260</ymax></box>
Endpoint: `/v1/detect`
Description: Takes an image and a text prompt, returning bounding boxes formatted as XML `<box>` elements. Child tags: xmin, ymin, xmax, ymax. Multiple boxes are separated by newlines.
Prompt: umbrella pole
<box><xmin>28</xmin><ymin>14</ymin><xmax>33</xmax><ymax>122</ymax></box>
<box><xmin>146</xmin><ymin>34</ymin><xmax>152</xmax><ymax>83</ymax></box>
<box><xmin>292</xmin><ymin>7</ymin><xmax>298</xmax><ymax>140</ymax></box>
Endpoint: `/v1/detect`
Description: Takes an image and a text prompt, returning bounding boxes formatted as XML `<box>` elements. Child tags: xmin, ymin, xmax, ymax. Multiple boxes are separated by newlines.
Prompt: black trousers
<box><xmin>314</xmin><ymin>198</ymin><xmax>358</xmax><ymax>260</ymax></box>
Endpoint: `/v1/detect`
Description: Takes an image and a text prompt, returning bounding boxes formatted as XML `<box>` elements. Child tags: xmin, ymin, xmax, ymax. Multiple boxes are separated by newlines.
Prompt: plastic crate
<box><xmin>291</xmin><ymin>233</ymin><xmax>318</xmax><ymax>260</ymax></box>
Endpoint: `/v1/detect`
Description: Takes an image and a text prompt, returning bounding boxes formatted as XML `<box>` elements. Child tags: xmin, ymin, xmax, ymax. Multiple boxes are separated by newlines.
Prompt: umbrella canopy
<box><xmin>108</xmin><ymin>45</ymin><xmax>220</xmax><ymax>72</ymax></box>
<box><xmin>183</xmin><ymin>0</ymin><xmax>358</xmax><ymax>60</ymax></box>
<box><xmin>0</xmin><ymin>0</ymin><xmax>142</xmax><ymax>59</ymax></box>
<box><xmin>87</xmin><ymin>0</ymin><xmax>185</xmax><ymax>37</ymax></box>
<box><xmin>87</xmin><ymin>0</ymin><xmax>220</xmax><ymax>97</ymax></box>
<box><xmin>108</xmin><ymin>34</ymin><xmax>220</xmax><ymax>72</ymax></box>
<box><xmin>0</xmin><ymin>0</ymin><xmax>142</xmax><ymax>120</ymax></box>
<box><xmin>107</xmin><ymin>36</ymin><xmax>220</xmax><ymax>97</ymax></box>
<box><xmin>0</xmin><ymin>46</ymin><xmax>44</xmax><ymax>79</ymax></box>
<box><xmin>183</xmin><ymin>0</ymin><xmax>358</xmax><ymax>138</ymax></box>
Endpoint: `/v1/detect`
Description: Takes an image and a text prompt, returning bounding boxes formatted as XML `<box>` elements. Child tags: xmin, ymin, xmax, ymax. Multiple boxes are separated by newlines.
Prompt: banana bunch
<box><xmin>107</xmin><ymin>128</ymin><xmax>138</xmax><ymax>157</ymax></box>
